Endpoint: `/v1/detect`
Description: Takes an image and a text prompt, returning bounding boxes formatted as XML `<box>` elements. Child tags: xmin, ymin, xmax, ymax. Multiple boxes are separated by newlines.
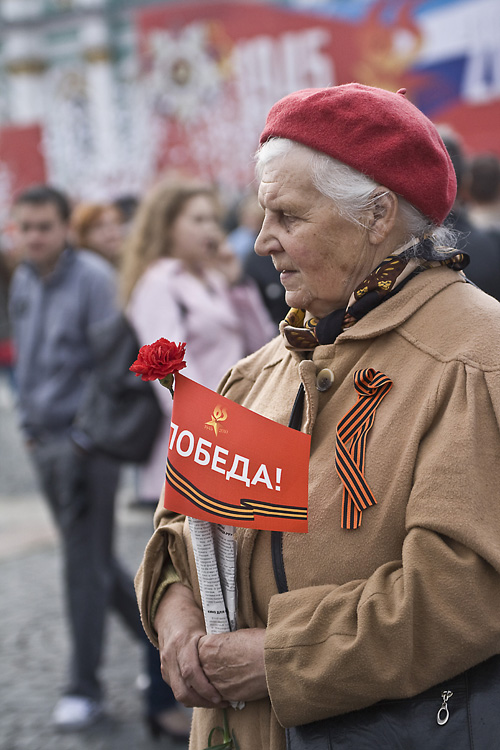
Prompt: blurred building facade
<box><xmin>0</xmin><ymin>0</ymin><xmax>499</xmax><ymax>217</ymax></box>
<box><xmin>0</xmin><ymin>0</ymin><xmax>171</xmax><ymax>213</ymax></box>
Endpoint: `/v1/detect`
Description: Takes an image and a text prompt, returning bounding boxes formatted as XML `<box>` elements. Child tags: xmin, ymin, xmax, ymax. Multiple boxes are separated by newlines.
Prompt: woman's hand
<box><xmin>154</xmin><ymin>582</ymin><xmax>228</xmax><ymax>709</ymax></box>
<box><xmin>198</xmin><ymin>628</ymin><xmax>268</xmax><ymax>703</ymax></box>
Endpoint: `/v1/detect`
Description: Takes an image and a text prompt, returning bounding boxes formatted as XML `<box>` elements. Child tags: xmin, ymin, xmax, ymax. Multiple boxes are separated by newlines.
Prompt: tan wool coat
<box><xmin>136</xmin><ymin>266</ymin><xmax>500</xmax><ymax>750</ymax></box>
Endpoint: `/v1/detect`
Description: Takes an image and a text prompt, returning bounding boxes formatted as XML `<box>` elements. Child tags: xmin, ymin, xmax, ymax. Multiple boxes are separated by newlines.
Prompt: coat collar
<box><xmin>320</xmin><ymin>265</ymin><xmax>466</xmax><ymax>345</ymax></box>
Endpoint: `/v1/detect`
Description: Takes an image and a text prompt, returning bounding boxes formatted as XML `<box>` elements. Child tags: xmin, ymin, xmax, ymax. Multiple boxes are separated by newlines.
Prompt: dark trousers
<box><xmin>30</xmin><ymin>434</ymin><xmax>170</xmax><ymax>705</ymax></box>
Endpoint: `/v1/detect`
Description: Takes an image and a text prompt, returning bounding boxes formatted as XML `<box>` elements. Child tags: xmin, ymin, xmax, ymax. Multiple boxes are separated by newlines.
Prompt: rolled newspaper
<box><xmin>188</xmin><ymin>517</ymin><xmax>244</xmax><ymax>710</ymax></box>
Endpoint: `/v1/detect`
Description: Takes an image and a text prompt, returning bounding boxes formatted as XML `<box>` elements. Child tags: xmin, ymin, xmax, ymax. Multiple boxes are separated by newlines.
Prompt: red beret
<box><xmin>259</xmin><ymin>84</ymin><xmax>456</xmax><ymax>226</ymax></box>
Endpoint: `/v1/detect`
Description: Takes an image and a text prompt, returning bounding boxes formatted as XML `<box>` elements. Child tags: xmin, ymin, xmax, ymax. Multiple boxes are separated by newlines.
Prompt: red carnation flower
<box><xmin>130</xmin><ymin>338</ymin><xmax>186</xmax><ymax>395</ymax></box>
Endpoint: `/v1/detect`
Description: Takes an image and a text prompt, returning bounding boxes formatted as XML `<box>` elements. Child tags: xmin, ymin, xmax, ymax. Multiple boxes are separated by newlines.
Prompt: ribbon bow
<box><xmin>335</xmin><ymin>369</ymin><xmax>393</xmax><ymax>529</ymax></box>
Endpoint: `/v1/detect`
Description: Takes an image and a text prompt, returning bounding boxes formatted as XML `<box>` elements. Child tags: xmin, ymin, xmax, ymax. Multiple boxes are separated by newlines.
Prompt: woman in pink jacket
<box><xmin>121</xmin><ymin>179</ymin><xmax>274</xmax><ymax>506</ymax></box>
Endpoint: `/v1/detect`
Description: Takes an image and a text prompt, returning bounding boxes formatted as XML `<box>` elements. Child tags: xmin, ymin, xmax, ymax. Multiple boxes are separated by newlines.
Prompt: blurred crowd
<box><xmin>2</xmin><ymin>140</ymin><xmax>500</xmax><ymax>390</ymax></box>
<box><xmin>438</xmin><ymin>130</ymin><xmax>500</xmax><ymax>299</ymax></box>
<box><xmin>0</xmin><ymin>173</ymin><xmax>282</xmax><ymax>741</ymax></box>
<box><xmin>1</xmin><ymin>138</ymin><xmax>499</xmax><ymax>738</ymax></box>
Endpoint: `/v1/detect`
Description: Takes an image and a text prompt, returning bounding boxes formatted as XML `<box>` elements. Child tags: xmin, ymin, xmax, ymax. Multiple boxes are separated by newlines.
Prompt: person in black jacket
<box><xmin>439</xmin><ymin>128</ymin><xmax>500</xmax><ymax>301</ymax></box>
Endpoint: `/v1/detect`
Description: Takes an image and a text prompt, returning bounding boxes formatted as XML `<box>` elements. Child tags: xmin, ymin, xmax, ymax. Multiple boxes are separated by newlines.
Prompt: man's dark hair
<box><xmin>14</xmin><ymin>185</ymin><xmax>72</xmax><ymax>223</ymax></box>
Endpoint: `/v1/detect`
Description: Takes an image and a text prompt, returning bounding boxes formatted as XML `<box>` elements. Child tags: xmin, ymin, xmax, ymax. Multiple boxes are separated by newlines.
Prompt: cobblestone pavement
<box><xmin>0</xmin><ymin>376</ymin><xmax>189</xmax><ymax>750</ymax></box>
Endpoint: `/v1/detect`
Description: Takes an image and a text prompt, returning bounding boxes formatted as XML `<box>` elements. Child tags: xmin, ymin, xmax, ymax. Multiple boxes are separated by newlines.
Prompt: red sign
<box><xmin>164</xmin><ymin>373</ymin><xmax>311</xmax><ymax>532</ymax></box>
<box><xmin>137</xmin><ymin>0</ymin><xmax>500</xmax><ymax>185</ymax></box>
<box><xmin>0</xmin><ymin>124</ymin><xmax>46</xmax><ymax>198</ymax></box>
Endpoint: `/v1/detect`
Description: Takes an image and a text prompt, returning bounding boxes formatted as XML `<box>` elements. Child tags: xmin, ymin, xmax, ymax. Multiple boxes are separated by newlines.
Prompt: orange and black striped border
<box><xmin>241</xmin><ymin>498</ymin><xmax>307</xmax><ymax>520</ymax></box>
<box><xmin>166</xmin><ymin>459</ymin><xmax>254</xmax><ymax>520</ymax></box>
<box><xmin>166</xmin><ymin>459</ymin><xmax>307</xmax><ymax>522</ymax></box>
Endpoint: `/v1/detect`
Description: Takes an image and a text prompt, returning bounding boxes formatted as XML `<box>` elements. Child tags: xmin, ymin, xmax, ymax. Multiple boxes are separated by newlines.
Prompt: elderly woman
<box><xmin>136</xmin><ymin>84</ymin><xmax>500</xmax><ymax>749</ymax></box>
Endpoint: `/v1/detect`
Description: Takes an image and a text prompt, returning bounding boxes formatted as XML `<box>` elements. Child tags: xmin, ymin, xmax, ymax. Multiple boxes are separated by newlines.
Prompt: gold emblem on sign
<box><xmin>205</xmin><ymin>406</ymin><xmax>228</xmax><ymax>436</ymax></box>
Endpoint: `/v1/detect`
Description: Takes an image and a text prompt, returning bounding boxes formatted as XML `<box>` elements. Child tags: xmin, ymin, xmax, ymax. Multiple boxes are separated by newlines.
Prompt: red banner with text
<box><xmin>137</xmin><ymin>0</ymin><xmax>500</xmax><ymax>187</ymax></box>
<box><xmin>164</xmin><ymin>373</ymin><xmax>311</xmax><ymax>532</ymax></box>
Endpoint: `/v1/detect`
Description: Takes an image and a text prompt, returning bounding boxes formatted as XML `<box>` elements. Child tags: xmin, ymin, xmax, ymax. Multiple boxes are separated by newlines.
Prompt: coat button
<box><xmin>316</xmin><ymin>368</ymin><xmax>334</xmax><ymax>392</ymax></box>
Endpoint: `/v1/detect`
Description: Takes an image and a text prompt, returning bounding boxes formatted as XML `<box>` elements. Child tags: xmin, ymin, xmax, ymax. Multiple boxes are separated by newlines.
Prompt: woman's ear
<box><xmin>366</xmin><ymin>190</ymin><xmax>399</xmax><ymax>245</ymax></box>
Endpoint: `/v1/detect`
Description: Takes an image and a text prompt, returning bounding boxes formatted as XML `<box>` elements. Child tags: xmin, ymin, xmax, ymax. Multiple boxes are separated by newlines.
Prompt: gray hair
<box><xmin>255</xmin><ymin>138</ymin><xmax>458</xmax><ymax>260</ymax></box>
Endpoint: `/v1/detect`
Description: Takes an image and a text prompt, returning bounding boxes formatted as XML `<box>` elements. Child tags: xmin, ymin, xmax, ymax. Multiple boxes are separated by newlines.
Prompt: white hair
<box><xmin>255</xmin><ymin>138</ymin><xmax>458</xmax><ymax>259</ymax></box>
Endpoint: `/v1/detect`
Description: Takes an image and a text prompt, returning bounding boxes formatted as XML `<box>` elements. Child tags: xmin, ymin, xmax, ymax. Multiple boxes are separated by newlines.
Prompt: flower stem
<box><xmin>159</xmin><ymin>373</ymin><xmax>174</xmax><ymax>397</ymax></box>
<box><xmin>203</xmin><ymin>708</ymin><xmax>238</xmax><ymax>749</ymax></box>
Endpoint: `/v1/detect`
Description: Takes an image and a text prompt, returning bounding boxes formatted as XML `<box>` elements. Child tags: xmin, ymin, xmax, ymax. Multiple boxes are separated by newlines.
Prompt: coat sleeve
<box><xmin>134</xmin><ymin>361</ymin><xmax>254</xmax><ymax>640</ymax></box>
<box><xmin>265</xmin><ymin>362</ymin><xmax>500</xmax><ymax>727</ymax></box>
<box><xmin>83</xmin><ymin>257</ymin><xmax>118</xmax><ymax>332</ymax></box>
<box><xmin>135</xmin><ymin>484</ymin><xmax>195</xmax><ymax>646</ymax></box>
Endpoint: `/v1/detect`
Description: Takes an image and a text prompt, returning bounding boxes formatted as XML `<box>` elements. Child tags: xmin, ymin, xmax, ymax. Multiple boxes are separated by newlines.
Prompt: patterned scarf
<box><xmin>282</xmin><ymin>241</ymin><xmax>468</xmax><ymax>529</ymax></box>
<box><xmin>282</xmin><ymin>244</ymin><xmax>468</xmax><ymax>350</ymax></box>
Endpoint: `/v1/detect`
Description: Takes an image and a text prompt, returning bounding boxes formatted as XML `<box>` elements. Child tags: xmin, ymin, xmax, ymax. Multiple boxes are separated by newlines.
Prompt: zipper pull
<box><xmin>437</xmin><ymin>690</ymin><xmax>453</xmax><ymax>725</ymax></box>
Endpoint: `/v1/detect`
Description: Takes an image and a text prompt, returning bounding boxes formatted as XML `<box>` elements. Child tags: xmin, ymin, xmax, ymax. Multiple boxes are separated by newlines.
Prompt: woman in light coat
<box><xmin>136</xmin><ymin>85</ymin><xmax>500</xmax><ymax>749</ymax></box>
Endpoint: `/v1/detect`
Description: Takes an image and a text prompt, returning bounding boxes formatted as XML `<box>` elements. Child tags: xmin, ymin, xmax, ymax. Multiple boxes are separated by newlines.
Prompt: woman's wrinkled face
<box><xmin>170</xmin><ymin>195</ymin><xmax>220</xmax><ymax>268</ymax></box>
<box><xmin>254</xmin><ymin>149</ymin><xmax>377</xmax><ymax>318</ymax></box>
